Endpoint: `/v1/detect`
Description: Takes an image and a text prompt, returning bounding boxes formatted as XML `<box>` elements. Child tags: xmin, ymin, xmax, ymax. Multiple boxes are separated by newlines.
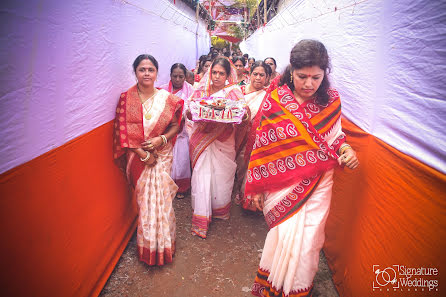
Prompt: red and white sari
<box><xmin>113</xmin><ymin>86</ymin><xmax>183</xmax><ymax>266</ymax></box>
<box><xmin>186</xmin><ymin>61</ymin><xmax>249</xmax><ymax>238</ymax></box>
<box><xmin>246</xmin><ymin>84</ymin><xmax>346</xmax><ymax>296</ymax></box>
<box><xmin>234</xmin><ymin>85</ymin><xmax>267</xmax><ymax>208</ymax></box>
<box><xmin>159</xmin><ymin>81</ymin><xmax>194</xmax><ymax>193</ymax></box>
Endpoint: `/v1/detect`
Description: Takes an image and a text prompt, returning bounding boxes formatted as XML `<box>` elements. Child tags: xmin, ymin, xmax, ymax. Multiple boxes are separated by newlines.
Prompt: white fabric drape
<box><xmin>0</xmin><ymin>0</ymin><xmax>211</xmax><ymax>174</ymax></box>
<box><xmin>240</xmin><ymin>0</ymin><xmax>446</xmax><ymax>173</ymax></box>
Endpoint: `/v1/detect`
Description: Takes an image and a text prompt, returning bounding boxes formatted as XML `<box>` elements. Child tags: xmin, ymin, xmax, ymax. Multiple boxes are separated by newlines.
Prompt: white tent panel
<box><xmin>241</xmin><ymin>0</ymin><xmax>446</xmax><ymax>173</ymax></box>
<box><xmin>0</xmin><ymin>0</ymin><xmax>210</xmax><ymax>174</ymax></box>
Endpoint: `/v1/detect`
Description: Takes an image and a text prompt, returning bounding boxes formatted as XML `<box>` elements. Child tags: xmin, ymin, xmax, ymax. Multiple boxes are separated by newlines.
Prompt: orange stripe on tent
<box><xmin>0</xmin><ymin>121</ymin><xmax>137</xmax><ymax>297</ymax></box>
<box><xmin>324</xmin><ymin>117</ymin><xmax>446</xmax><ymax>297</ymax></box>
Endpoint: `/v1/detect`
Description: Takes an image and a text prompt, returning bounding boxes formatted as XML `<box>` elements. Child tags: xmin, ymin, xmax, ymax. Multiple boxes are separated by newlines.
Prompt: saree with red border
<box><xmin>187</xmin><ymin>59</ymin><xmax>251</xmax><ymax>238</ymax></box>
<box><xmin>113</xmin><ymin>86</ymin><xmax>183</xmax><ymax>266</ymax></box>
<box><xmin>246</xmin><ymin>84</ymin><xmax>346</xmax><ymax>296</ymax></box>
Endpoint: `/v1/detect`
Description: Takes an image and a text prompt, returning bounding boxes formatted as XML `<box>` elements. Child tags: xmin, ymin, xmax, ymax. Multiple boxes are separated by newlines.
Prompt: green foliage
<box><xmin>232</xmin><ymin>0</ymin><xmax>260</xmax><ymax>17</ymax></box>
<box><xmin>211</xmin><ymin>37</ymin><xmax>229</xmax><ymax>48</ymax></box>
<box><xmin>228</xmin><ymin>24</ymin><xmax>244</xmax><ymax>40</ymax></box>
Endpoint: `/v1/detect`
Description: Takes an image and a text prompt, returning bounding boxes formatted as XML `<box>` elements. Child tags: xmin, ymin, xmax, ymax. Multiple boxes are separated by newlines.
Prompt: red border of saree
<box><xmin>252</xmin><ymin>268</ymin><xmax>314</xmax><ymax>297</ymax></box>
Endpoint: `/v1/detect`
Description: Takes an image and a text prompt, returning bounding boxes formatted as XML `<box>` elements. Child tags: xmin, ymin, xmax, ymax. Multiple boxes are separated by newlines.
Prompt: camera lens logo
<box><xmin>373</xmin><ymin>265</ymin><xmax>399</xmax><ymax>289</ymax></box>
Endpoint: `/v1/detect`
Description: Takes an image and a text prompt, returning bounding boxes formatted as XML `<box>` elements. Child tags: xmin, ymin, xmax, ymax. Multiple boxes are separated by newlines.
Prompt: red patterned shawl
<box><xmin>113</xmin><ymin>85</ymin><xmax>184</xmax><ymax>186</ymax></box>
<box><xmin>244</xmin><ymin>85</ymin><xmax>345</xmax><ymax>228</ymax></box>
<box><xmin>245</xmin><ymin>84</ymin><xmax>345</xmax><ymax>195</ymax></box>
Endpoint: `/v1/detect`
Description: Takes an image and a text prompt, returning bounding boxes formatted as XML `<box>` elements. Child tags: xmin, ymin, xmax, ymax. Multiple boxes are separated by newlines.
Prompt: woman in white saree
<box><xmin>159</xmin><ymin>63</ymin><xmax>194</xmax><ymax>198</ymax></box>
<box><xmin>246</xmin><ymin>40</ymin><xmax>359</xmax><ymax>296</ymax></box>
<box><xmin>233</xmin><ymin>60</ymin><xmax>271</xmax><ymax>209</ymax></box>
<box><xmin>186</xmin><ymin>57</ymin><xmax>248</xmax><ymax>238</ymax></box>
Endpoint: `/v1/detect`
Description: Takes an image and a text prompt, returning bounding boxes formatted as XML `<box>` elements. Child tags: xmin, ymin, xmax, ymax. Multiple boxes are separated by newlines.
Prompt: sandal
<box><xmin>176</xmin><ymin>193</ymin><xmax>185</xmax><ymax>199</ymax></box>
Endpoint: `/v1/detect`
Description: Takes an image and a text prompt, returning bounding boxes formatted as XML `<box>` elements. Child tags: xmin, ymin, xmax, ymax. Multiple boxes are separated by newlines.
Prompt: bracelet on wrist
<box><xmin>339</xmin><ymin>144</ymin><xmax>352</xmax><ymax>155</ymax></box>
<box><xmin>140</xmin><ymin>151</ymin><xmax>151</xmax><ymax>162</ymax></box>
<box><xmin>160</xmin><ymin>134</ymin><xmax>168</xmax><ymax>145</ymax></box>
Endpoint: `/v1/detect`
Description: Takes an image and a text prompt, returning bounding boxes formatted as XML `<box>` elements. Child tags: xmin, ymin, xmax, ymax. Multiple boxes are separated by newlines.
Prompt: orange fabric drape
<box><xmin>324</xmin><ymin>117</ymin><xmax>446</xmax><ymax>297</ymax></box>
<box><xmin>0</xmin><ymin>121</ymin><xmax>137</xmax><ymax>297</ymax></box>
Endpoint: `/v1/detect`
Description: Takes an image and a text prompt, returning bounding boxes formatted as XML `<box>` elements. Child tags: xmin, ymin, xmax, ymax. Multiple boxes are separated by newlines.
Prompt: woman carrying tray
<box><xmin>186</xmin><ymin>57</ymin><xmax>249</xmax><ymax>238</ymax></box>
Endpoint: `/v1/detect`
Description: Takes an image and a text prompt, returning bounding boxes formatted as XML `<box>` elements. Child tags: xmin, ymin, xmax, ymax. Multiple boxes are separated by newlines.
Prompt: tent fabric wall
<box><xmin>0</xmin><ymin>0</ymin><xmax>210</xmax><ymax>296</ymax></box>
<box><xmin>0</xmin><ymin>121</ymin><xmax>137</xmax><ymax>297</ymax></box>
<box><xmin>240</xmin><ymin>0</ymin><xmax>446</xmax><ymax>173</ymax></box>
<box><xmin>240</xmin><ymin>0</ymin><xmax>445</xmax><ymax>295</ymax></box>
<box><xmin>326</xmin><ymin>117</ymin><xmax>445</xmax><ymax>296</ymax></box>
<box><xmin>0</xmin><ymin>0</ymin><xmax>210</xmax><ymax>174</ymax></box>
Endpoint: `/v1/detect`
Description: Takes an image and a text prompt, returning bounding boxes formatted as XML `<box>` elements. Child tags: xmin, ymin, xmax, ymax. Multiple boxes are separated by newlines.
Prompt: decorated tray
<box><xmin>189</xmin><ymin>96</ymin><xmax>246</xmax><ymax>124</ymax></box>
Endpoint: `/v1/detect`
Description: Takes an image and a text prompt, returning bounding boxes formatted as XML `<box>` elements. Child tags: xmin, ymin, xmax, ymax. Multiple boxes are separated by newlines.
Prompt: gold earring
<box><xmin>290</xmin><ymin>73</ymin><xmax>293</xmax><ymax>84</ymax></box>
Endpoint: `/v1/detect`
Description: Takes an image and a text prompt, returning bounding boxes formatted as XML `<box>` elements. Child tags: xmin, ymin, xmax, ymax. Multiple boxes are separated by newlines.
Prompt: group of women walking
<box><xmin>113</xmin><ymin>40</ymin><xmax>359</xmax><ymax>297</ymax></box>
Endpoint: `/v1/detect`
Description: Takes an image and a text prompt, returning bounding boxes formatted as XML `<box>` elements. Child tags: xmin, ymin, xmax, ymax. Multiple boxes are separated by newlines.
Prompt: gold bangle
<box><xmin>339</xmin><ymin>144</ymin><xmax>352</xmax><ymax>155</ymax></box>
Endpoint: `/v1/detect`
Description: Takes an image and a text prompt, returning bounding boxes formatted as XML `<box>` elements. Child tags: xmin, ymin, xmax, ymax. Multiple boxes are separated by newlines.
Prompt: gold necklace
<box><xmin>137</xmin><ymin>85</ymin><xmax>157</xmax><ymax>120</ymax></box>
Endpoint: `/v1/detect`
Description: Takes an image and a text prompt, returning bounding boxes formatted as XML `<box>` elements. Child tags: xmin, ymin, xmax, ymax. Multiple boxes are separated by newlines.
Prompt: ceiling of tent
<box><xmin>179</xmin><ymin>0</ymin><xmax>282</xmax><ymax>43</ymax></box>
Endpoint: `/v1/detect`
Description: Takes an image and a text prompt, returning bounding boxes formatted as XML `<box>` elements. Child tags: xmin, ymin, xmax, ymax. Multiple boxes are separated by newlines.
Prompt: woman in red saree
<box><xmin>233</xmin><ymin>56</ymin><xmax>250</xmax><ymax>85</ymax></box>
<box><xmin>233</xmin><ymin>60</ymin><xmax>271</xmax><ymax>208</ymax></box>
<box><xmin>264</xmin><ymin>57</ymin><xmax>280</xmax><ymax>86</ymax></box>
<box><xmin>247</xmin><ymin>40</ymin><xmax>359</xmax><ymax>296</ymax></box>
<box><xmin>194</xmin><ymin>57</ymin><xmax>212</xmax><ymax>85</ymax></box>
<box><xmin>113</xmin><ymin>55</ymin><xmax>183</xmax><ymax>266</ymax></box>
<box><xmin>186</xmin><ymin>57</ymin><xmax>249</xmax><ymax>238</ymax></box>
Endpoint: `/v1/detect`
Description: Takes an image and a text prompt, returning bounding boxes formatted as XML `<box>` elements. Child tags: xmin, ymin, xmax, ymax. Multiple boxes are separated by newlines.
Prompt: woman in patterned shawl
<box><xmin>186</xmin><ymin>57</ymin><xmax>249</xmax><ymax>238</ymax></box>
<box><xmin>248</xmin><ymin>40</ymin><xmax>359</xmax><ymax>296</ymax></box>
<box><xmin>113</xmin><ymin>55</ymin><xmax>183</xmax><ymax>266</ymax></box>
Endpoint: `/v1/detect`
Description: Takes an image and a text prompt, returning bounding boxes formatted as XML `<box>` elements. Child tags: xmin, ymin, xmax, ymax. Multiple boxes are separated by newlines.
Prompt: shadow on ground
<box><xmin>100</xmin><ymin>195</ymin><xmax>340</xmax><ymax>297</ymax></box>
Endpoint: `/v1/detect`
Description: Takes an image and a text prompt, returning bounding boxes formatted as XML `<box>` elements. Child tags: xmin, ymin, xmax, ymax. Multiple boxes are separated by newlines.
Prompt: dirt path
<box><xmin>100</xmin><ymin>195</ymin><xmax>340</xmax><ymax>297</ymax></box>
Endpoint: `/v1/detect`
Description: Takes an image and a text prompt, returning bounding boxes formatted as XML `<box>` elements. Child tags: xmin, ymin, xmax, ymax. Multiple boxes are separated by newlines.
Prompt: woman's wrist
<box><xmin>338</xmin><ymin>143</ymin><xmax>352</xmax><ymax>155</ymax></box>
<box><xmin>140</xmin><ymin>150</ymin><xmax>151</xmax><ymax>162</ymax></box>
<box><xmin>160</xmin><ymin>134</ymin><xmax>168</xmax><ymax>145</ymax></box>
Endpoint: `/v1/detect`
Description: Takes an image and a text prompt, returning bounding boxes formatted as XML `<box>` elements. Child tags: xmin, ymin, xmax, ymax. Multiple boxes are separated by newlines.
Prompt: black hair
<box><xmin>170</xmin><ymin>63</ymin><xmax>187</xmax><ymax>76</ymax></box>
<box><xmin>264</xmin><ymin>57</ymin><xmax>277</xmax><ymax>66</ymax></box>
<box><xmin>248</xmin><ymin>57</ymin><xmax>256</xmax><ymax>63</ymax></box>
<box><xmin>279</xmin><ymin>39</ymin><xmax>331</xmax><ymax>105</ymax></box>
<box><xmin>211</xmin><ymin>57</ymin><xmax>231</xmax><ymax>77</ymax></box>
<box><xmin>198</xmin><ymin>57</ymin><xmax>212</xmax><ymax>74</ymax></box>
<box><xmin>232</xmin><ymin>56</ymin><xmax>246</xmax><ymax>66</ymax></box>
<box><xmin>133</xmin><ymin>54</ymin><xmax>158</xmax><ymax>72</ymax></box>
<box><xmin>250</xmin><ymin>60</ymin><xmax>272</xmax><ymax>77</ymax></box>
<box><xmin>210</xmin><ymin>52</ymin><xmax>219</xmax><ymax>61</ymax></box>
<box><xmin>223</xmin><ymin>51</ymin><xmax>230</xmax><ymax>58</ymax></box>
